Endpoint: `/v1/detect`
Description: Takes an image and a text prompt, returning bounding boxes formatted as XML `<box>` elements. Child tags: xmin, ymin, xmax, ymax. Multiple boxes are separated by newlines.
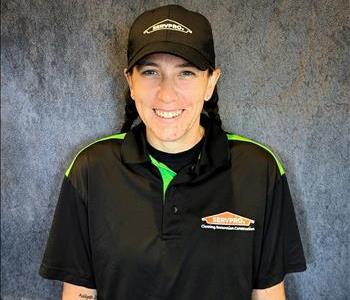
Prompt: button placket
<box><xmin>161</xmin><ymin>184</ymin><xmax>184</xmax><ymax>238</ymax></box>
<box><xmin>165</xmin><ymin>185</ymin><xmax>179</xmax><ymax>215</ymax></box>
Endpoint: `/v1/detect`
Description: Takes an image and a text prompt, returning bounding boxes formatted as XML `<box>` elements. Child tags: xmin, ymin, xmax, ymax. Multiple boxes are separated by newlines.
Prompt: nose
<box><xmin>157</xmin><ymin>76</ymin><xmax>177</xmax><ymax>104</ymax></box>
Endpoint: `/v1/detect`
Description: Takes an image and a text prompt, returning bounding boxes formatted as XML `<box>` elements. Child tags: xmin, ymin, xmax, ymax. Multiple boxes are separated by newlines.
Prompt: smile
<box><xmin>153</xmin><ymin>109</ymin><xmax>184</xmax><ymax>119</ymax></box>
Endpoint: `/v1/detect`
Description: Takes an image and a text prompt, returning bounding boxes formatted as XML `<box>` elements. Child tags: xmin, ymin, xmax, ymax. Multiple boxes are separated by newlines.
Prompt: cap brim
<box><xmin>127</xmin><ymin>41</ymin><xmax>211</xmax><ymax>72</ymax></box>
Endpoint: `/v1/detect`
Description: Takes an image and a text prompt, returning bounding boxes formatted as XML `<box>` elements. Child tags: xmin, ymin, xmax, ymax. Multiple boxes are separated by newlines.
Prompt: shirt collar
<box><xmin>121</xmin><ymin>121</ymin><xmax>149</xmax><ymax>164</ymax></box>
<box><xmin>121</xmin><ymin>114</ymin><xmax>231</xmax><ymax>175</ymax></box>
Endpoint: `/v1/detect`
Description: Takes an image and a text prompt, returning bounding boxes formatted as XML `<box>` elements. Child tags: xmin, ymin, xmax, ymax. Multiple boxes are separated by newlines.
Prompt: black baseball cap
<box><xmin>126</xmin><ymin>5</ymin><xmax>215</xmax><ymax>71</ymax></box>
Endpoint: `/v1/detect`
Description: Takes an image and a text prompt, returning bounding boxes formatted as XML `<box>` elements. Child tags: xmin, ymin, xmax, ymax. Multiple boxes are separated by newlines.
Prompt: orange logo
<box><xmin>201</xmin><ymin>211</ymin><xmax>255</xmax><ymax>227</ymax></box>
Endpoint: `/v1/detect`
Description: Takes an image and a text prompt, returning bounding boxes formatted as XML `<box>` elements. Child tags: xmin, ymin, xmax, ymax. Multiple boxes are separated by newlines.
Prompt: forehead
<box><xmin>135</xmin><ymin>53</ymin><xmax>197</xmax><ymax>68</ymax></box>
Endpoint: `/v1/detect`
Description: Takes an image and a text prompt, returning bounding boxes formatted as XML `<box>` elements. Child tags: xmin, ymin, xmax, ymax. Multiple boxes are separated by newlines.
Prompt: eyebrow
<box><xmin>135</xmin><ymin>58</ymin><xmax>198</xmax><ymax>70</ymax></box>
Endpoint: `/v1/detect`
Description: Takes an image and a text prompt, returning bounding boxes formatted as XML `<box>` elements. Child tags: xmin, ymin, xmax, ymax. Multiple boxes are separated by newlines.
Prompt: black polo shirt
<box><xmin>39</xmin><ymin>115</ymin><xmax>306</xmax><ymax>300</ymax></box>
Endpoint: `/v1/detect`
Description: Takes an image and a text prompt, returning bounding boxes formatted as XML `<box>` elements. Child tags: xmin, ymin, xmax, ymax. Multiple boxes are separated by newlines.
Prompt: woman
<box><xmin>39</xmin><ymin>5</ymin><xmax>306</xmax><ymax>299</ymax></box>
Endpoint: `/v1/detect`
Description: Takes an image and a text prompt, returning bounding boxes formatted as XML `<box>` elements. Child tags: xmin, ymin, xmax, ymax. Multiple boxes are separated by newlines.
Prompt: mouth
<box><xmin>153</xmin><ymin>109</ymin><xmax>184</xmax><ymax>119</ymax></box>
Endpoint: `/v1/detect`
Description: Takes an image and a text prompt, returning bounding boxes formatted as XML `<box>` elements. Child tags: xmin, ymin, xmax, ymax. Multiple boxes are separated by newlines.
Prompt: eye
<box><xmin>141</xmin><ymin>69</ymin><xmax>158</xmax><ymax>76</ymax></box>
<box><xmin>180</xmin><ymin>70</ymin><xmax>196</xmax><ymax>78</ymax></box>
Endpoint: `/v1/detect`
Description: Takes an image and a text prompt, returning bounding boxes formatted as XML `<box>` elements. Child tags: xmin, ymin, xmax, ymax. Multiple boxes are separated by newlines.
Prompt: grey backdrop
<box><xmin>1</xmin><ymin>0</ymin><xmax>349</xmax><ymax>299</ymax></box>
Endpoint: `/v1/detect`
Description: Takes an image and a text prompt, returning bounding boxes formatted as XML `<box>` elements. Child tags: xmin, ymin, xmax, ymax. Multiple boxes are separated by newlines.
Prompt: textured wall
<box><xmin>1</xmin><ymin>0</ymin><xmax>349</xmax><ymax>299</ymax></box>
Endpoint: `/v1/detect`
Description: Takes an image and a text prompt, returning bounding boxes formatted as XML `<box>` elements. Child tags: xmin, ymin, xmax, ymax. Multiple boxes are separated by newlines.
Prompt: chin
<box><xmin>153</xmin><ymin>130</ymin><xmax>184</xmax><ymax>143</ymax></box>
<box><xmin>157</xmin><ymin>134</ymin><xmax>182</xmax><ymax>142</ymax></box>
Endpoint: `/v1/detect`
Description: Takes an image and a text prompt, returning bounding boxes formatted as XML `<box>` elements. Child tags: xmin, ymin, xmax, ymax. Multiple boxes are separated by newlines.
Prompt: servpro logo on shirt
<box><xmin>201</xmin><ymin>211</ymin><xmax>255</xmax><ymax>231</ymax></box>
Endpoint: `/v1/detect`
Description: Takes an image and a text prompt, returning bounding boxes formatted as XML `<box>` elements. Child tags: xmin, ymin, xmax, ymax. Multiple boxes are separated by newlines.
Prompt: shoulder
<box><xmin>225</xmin><ymin>133</ymin><xmax>285</xmax><ymax>176</ymax></box>
<box><xmin>65</xmin><ymin>132</ymin><xmax>127</xmax><ymax>178</ymax></box>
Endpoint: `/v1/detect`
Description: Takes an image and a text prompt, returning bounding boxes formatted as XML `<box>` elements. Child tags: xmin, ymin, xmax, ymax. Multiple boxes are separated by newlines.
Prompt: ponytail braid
<box><xmin>203</xmin><ymin>86</ymin><xmax>222</xmax><ymax>128</ymax></box>
<box><xmin>120</xmin><ymin>88</ymin><xmax>139</xmax><ymax>132</ymax></box>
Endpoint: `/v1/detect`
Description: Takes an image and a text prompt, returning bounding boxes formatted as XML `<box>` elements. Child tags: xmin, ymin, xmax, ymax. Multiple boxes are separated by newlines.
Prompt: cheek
<box><xmin>133</xmin><ymin>97</ymin><xmax>155</xmax><ymax>123</ymax></box>
<box><xmin>134</xmin><ymin>100</ymin><xmax>150</xmax><ymax>119</ymax></box>
<box><xmin>183</xmin><ymin>86</ymin><xmax>207</xmax><ymax>107</ymax></box>
<box><xmin>134</xmin><ymin>85</ymin><xmax>157</xmax><ymax>106</ymax></box>
<box><xmin>187</xmin><ymin>79</ymin><xmax>209</xmax><ymax>98</ymax></box>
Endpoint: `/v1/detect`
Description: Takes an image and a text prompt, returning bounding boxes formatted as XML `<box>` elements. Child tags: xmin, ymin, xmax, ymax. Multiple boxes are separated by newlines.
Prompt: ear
<box><xmin>124</xmin><ymin>68</ymin><xmax>134</xmax><ymax>99</ymax></box>
<box><xmin>204</xmin><ymin>68</ymin><xmax>221</xmax><ymax>101</ymax></box>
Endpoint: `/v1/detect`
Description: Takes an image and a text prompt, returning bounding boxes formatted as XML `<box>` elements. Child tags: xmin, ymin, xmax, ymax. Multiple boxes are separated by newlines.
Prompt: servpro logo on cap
<box><xmin>201</xmin><ymin>211</ymin><xmax>255</xmax><ymax>231</ymax></box>
<box><xmin>143</xmin><ymin>19</ymin><xmax>193</xmax><ymax>34</ymax></box>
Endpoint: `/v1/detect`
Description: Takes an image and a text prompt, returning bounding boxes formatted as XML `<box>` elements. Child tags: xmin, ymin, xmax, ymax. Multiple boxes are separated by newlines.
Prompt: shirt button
<box><xmin>173</xmin><ymin>205</ymin><xmax>179</xmax><ymax>214</ymax></box>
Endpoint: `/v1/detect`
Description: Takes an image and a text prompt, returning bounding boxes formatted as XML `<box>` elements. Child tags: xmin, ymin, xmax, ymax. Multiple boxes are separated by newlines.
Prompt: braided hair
<box><xmin>120</xmin><ymin>68</ymin><xmax>222</xmax><ymax>132</ymax></box>
<box><xmin>120</xmin><ymin>88</ymin><xmax>139</xmax><ymax>133</ymax></box>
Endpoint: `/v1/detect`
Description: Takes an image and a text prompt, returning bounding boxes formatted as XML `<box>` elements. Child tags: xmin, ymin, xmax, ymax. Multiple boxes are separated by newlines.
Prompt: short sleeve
<box><xmin>39</xmin><ymin>175</ymin><xmax>96</xmax><ymax>288</ymax></box>
<box><xmin>253</xmin><ymin>173</ymin><xmax>307</xmax><ymax>289</ymax></box>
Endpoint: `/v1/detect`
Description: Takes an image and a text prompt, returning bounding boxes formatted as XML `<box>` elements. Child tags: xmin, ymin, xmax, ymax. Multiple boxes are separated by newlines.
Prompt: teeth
<box><xmin>154</xmin><ymin>109</ymin><xmax>183</xmax><ymax>119</ymax></box>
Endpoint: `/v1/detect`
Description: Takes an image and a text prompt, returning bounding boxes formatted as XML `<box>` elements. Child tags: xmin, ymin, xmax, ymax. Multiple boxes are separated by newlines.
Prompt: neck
<box><xmin>146</xmin><ymin>125</ymin><xmax>205</xmax><ymax>154</ymax></box>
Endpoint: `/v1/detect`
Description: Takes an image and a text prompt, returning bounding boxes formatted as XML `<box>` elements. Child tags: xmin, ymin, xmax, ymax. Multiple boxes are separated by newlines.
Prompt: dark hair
<box><xmin>120</xmin><ymin>68</ymin><xmax>222</xmax><ymax>132</ymax></box>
